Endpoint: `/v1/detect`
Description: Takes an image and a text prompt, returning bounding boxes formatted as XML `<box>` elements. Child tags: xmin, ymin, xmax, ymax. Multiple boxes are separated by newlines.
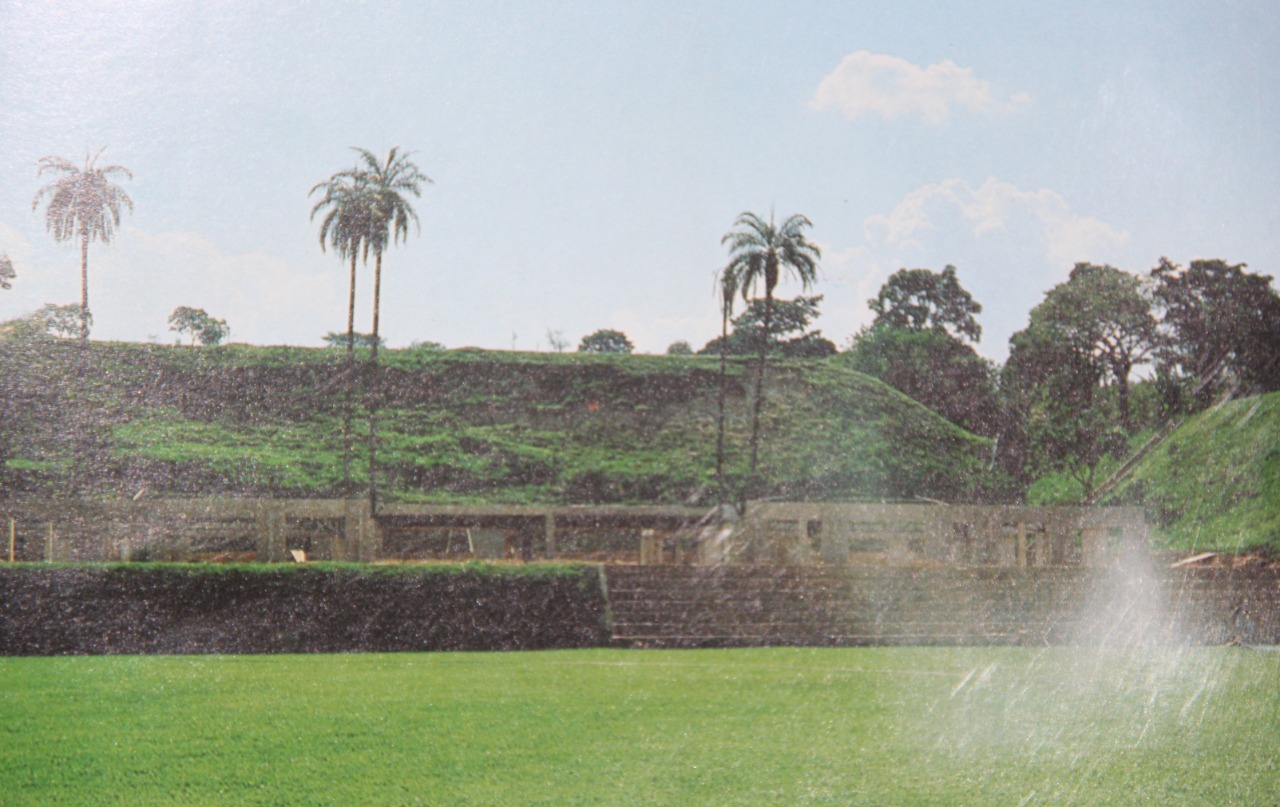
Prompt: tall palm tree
<box><xmin>350</xmin><ymin>147</ymin><xmax>430</xmax><ymax>511</ymax></box>
<box><xmin>351</xmin><ymin>146</ymin><xmax>430</xmax><ymax>364</ymax></box>
<box><xmin>32</xmin><ymin>149</ymin><xmax>133</xmax><ymax>342</ymax></box>
<box><xmin>721</xmin><ymin>211</ymin><xmax>820</xmax><ymax>502</ymax></box>
<box><xmin>310</xmin><ymin>167</ymin><xmax>373</xmax><ymax>494</ymax></box>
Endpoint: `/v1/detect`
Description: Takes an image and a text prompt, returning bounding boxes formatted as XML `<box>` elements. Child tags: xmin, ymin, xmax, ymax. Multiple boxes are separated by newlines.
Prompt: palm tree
<box><xmin>350</xmin><ymin>147</ymin><xmax>430</xmax><ymax>511</ymax></box>
<box><xmin>310</xmin><ymin>168</ymin><xmax>372</xmax><ymax>361</ymax></box>
<box><xmin>310</xmin><ymin>168</ymin><xmax>373</xmax><ymax>493</ymax></box>
<box><xmin>32</xmin><ymin>149</ymin><xmax>133</xmax><ymax>342</ymax></box>
<box><xmin>721</xmin><ymin>211</ymin><xmax>820</xmax><ymax>502</ymax></box>
<box><xmin>351</xmin><ymin>146</ymin><xmax>430</xmax><ymax>364</ymax></box>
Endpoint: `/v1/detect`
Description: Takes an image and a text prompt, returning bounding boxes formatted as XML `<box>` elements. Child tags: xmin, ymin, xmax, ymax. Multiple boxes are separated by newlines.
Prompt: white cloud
<box><xmin>865</xmin><ymin>177</ymin><xmax>1129</xmax><ymax>267</ymax></box>
<box><xmin>811</xmin><ymin>51</ymin><xmax>1028</xmax><ymax>124</ymax></box>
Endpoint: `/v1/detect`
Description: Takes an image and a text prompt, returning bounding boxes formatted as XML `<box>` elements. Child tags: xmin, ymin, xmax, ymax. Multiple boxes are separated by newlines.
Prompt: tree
<box><xmin>350</xmin><ymin>147</ymin><xmax>430</xmax><ymax>364</ymax></box>
<box><xmin>0</xmin><ymin>253</ymin><xmax>13</xmax><ymax>290</ymax></box>
<box><xmin>578</xmin><ymin>329</ymin><xmax>634</xmax><ymax>354</ymax></box>
<box><xmin>168</xmin><ymin>306</ymin><xmax>229</xmax><ymax>346</ymax></box>
<box><xmin>869</xmin><ymin>265</ymin><xmax>982</xmax><ymax>343</ymax></box>
<box><xmin>1151</xmin><ymin>258</ymin><xmax>1280</xmax><ymax>398</ymax></box>
<box><xmin>721</xmin><ymin>211</ymin><xmax>820</xmax><ymax>497</ymax></box>
<box><xmin>846</xmin><ymin>325</ymin><xmax>999</xmax><ymax>437</ymax></box>
<box><xmin>32</xmin><ymin>149</ymin><xmax>133</xmax><ymax>342</ymax></box>
<box><xmin>345</xmin><ymin>147</ymin><xmax>430</xmax><ymax>512</ymax></box>
<box><xmin>310</xmin><ymin>167</ymin><xmax>372</xmax><ymax>360</ymax></box>
<box><xmin>713</xmin><ymin>266</ymin><xmax>738</xmax><ymax>507</ymax></box>
<box><xmin>699</xmin><ymin>295</ymin><xmax>836</xmax><ymax>358</ymax></box>
<box><xmin>1025</xmin><ymin>263</ymin><xmax>1159</xmax><ymax>427</ymax></box>
<box><xmin>665</xmin><ymin>341</ymin><xmax>693</xmax><ymax>355</ymax></box>
<box><xmin>1004</xmin><ymin>319</ymin><xmax>1124</xmax><ymax>499</ymax></box>
<box><xmin>546</xmin><ymin>329</ymin><xmax>569</xmax><ymax>353</ymax></box>
<box><xmin>0</xmin><ymin>303</ymin><xmax>87</xmax><ymax>340</ymax></box>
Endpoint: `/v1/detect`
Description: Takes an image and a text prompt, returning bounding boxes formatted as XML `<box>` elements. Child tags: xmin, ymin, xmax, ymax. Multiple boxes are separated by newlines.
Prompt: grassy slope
<box><xmin>1</xmin><ymin>648</ymin><xmax>1276</xmax><ymax>805</ymax></box>
<box><xmin>0</xmin><ymin>340</ymin><xmax>991</xmax><ymax>505</ymax></box>
<box><xmin>1104</xmin><ymin>391</ymin><xmax>1280</xmax><ymax>553</ymax></box>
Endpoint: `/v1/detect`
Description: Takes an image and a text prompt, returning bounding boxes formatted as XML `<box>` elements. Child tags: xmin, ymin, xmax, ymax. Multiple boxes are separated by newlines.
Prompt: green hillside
<box><xmin>0</xmin><ymin>340</ymin><xmax>993</xmax><ymax>506</ymax></box>
<box><xmin>1106</xmin><ymin>391</ymin><xmax>1280</xmax><ymax>552</ymax></box>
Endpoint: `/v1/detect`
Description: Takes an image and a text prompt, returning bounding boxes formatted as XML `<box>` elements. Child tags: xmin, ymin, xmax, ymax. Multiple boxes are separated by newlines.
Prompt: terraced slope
<box><xmin>0</xmin><ymin>340</ymin><xmax>993</xmax><ymax>505</ymax></box>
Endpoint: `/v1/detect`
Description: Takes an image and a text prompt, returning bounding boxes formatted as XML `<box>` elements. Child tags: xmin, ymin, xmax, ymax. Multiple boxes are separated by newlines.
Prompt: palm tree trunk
<box><xmin>747</xmin><ymin>288</ymin><xmax>774</xmax><ymax>502</ymax></box>
<box><xmin>370</xmin><ymin>251</ymin><xmax>382</xmax><ymax>364</ymax></box>
<box><xmin>347</xmin><ymin>251</ymin><xmax>358</xmax><ymax>358</ymax></box>
<box><xmin>367</xmin><ymin>249</ymin><xmax>383</xmax><ymax>513</ymax></box>
<box><xmin>715</xmin><ymin>305</ymin><xmax>730</xmax><ymax>506</ymax></box>
<box><xmin>341</xmin><ymin>251</ymin><xmax>357</xmax><ymax>493</ymax></box>
<box><xmin>79</xmin><ymin>231</ymin><xmax>90</xmax><ymax>343</ymax></box>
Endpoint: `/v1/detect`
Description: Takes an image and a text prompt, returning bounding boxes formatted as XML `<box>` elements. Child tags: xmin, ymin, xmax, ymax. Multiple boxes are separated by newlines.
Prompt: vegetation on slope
<box><xmin>1105</xmin><ymin>391</ymin><xmax>1280</xmax><ymax>552</ymax></box>
<box><xmin>0</xmin><ymin>340</ymin><xmax>993</xmax><ymax>506</ymax></box>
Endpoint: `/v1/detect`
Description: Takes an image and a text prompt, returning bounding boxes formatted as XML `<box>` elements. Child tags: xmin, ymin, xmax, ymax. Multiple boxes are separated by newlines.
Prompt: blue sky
<box><xmin>1</xmin><ymin>1</ymin><xmax>1276</xmax><ymax>360</ymax></box>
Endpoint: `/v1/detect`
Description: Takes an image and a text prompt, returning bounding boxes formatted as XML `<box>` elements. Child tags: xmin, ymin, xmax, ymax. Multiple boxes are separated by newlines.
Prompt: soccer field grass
<box><xmin>1</xmin><ymin>647</ymin><xmax>1277</xmax><ymax>805</ymax></box>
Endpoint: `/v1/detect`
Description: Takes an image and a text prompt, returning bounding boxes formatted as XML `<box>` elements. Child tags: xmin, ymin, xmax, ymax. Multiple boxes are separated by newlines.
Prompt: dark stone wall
<box><xmin>0</xmin><ymin>565</ymin><xmax>610</xmax><ymax>656</ymax></box>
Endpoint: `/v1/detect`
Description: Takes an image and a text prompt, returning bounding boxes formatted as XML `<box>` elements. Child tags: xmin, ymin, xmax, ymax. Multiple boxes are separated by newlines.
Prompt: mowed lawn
<box><xmin>1</xmin><ymin>647</ymin><xmax>1277</xmax><ymax>805</ymax></box>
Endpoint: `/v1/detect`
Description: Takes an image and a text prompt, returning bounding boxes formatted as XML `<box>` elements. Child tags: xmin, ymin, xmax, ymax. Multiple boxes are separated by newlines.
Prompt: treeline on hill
<box><xmin>842</xmin><ymin>259</ymin><xmax>1280</xmax><ymax>506</ymax></box>
<box><xmin>1</xmin><ymin>257</ymin><xmax>1276</xmax><ymax>517</ymax></box>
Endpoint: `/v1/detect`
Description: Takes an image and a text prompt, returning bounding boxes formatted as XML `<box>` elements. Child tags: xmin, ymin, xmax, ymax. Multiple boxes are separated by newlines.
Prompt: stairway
<box><xmin>604</xmin><ymin>565</ymin><xmax>859</xmax><ymax>648</ymax></box>
<box><xmin>602</xmin><ymin>564</ymin><xmax>1082</xmax><ymax>648</ymax></box>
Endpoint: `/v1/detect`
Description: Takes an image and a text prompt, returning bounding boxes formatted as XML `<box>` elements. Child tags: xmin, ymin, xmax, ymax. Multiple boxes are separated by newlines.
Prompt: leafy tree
<box><xmin>721</xmin><ymin>211</ymin><xmax>820</xmax><ymax>497</ymax></box>
<box><xmin>35</xmin><ymin>303</ymin><xmax>87</xmax><ymax>339</ymax></box>
<box><xmin>0</xmin><ymin>303</ymin><xmax>86</xmax><ymax>341</ymax></box>
<box><xmin>845</xmin><ymin>325</ymin><xmax>999</xmax><ymax>437</ymax></box>
<box><xmin>665</xmin><ymin>341</ymin><xmax>693</xmax><ymax>355</ymax></box>
<box><xmin>869</xmin><ymin>264</ymin><xmax>981</xmax><ymax>343</ymax></box>
<box><xmin>0</xmin><ymin>253</ymin><xmax>13</xmax><ymax>290</ymax></box>
<box><xmin>1004</xmin><ymin>319</ymin><xmax>1125</xmax><ymax>499</ymax></box>
<box><xmin>1024</xmin><ymin>263</ymin><xmax>1159</xmax><ymax>427</ymax></box>
<box><xmin>1151</xmin><ymin>258</ymin><xmax>1280</xmax><ymax>398</ymax></box>
<box><xmin>168</xmin><ymin>306</ymin><xmax>229</xmax><ymax>346</ymax></box>
<box><xmin>578</xmin><ymin>329</ymin><xmax>634</xmax><ymax>354</ymax></box>
<box><xmin>32</xmin><ymin>149</ymin><xmax>133</xmax><ymax>342</ymax></box>
<box><xmin>700</xmin><ymin>295</ymin><xmax>836</xmax><ymax>358</ymax></box>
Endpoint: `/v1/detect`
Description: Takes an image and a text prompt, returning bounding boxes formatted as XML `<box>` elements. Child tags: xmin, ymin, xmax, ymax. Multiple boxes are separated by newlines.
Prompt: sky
<box><xmin>0</xmin><ymin>1</ymin><xmax>1276</xmax><ymax>360</ymax></box>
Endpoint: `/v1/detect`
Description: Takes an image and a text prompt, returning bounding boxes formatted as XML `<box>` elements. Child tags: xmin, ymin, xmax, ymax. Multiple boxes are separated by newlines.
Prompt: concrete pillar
<box><xmin>640</xmin><ymin>529</ymin><xmax>662</xmax><ymax>564</ymax></box>
<box><xmin>256</xmin><ymin>504</ymin><xmax>288</xmax><ymax>563</ymax></box>
<box><xmin>1016</xmin><ymin>522</ymin><xmax>1028</xmax><ymax>568</ymax></box>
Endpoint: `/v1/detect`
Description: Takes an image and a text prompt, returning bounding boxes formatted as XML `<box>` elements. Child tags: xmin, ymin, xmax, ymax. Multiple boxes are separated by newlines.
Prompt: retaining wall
<box><xmin>0</xmin><ymin>564</ymin><xmax>609</xmax><ymax>655</ymax></box>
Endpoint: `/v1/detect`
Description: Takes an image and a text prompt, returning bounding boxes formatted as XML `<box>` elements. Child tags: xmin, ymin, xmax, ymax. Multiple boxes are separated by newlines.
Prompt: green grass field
<box><xmin>2</xmin><ymin>647</ymin><xmax>1277</xmax><ymax>805</ymax></box>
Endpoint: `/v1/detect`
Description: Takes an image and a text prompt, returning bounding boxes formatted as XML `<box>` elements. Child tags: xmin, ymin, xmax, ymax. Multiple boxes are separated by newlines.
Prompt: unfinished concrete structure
<box><xmin>1</xmin><ymin>496</ymin><xmax>1145</xmax><ymax>568</ymax></box>
<box><xmin>715</xmin><ymin>502</ymin><xmax>1149</xmax><ymax>568</ymax></box>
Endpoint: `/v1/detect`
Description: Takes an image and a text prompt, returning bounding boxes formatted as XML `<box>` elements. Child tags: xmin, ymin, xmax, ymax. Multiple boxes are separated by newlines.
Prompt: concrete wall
<box><xmin>720</xmin><ymin>503</ymin><xmax>1148</xmax><ymax>568</ymax></box>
